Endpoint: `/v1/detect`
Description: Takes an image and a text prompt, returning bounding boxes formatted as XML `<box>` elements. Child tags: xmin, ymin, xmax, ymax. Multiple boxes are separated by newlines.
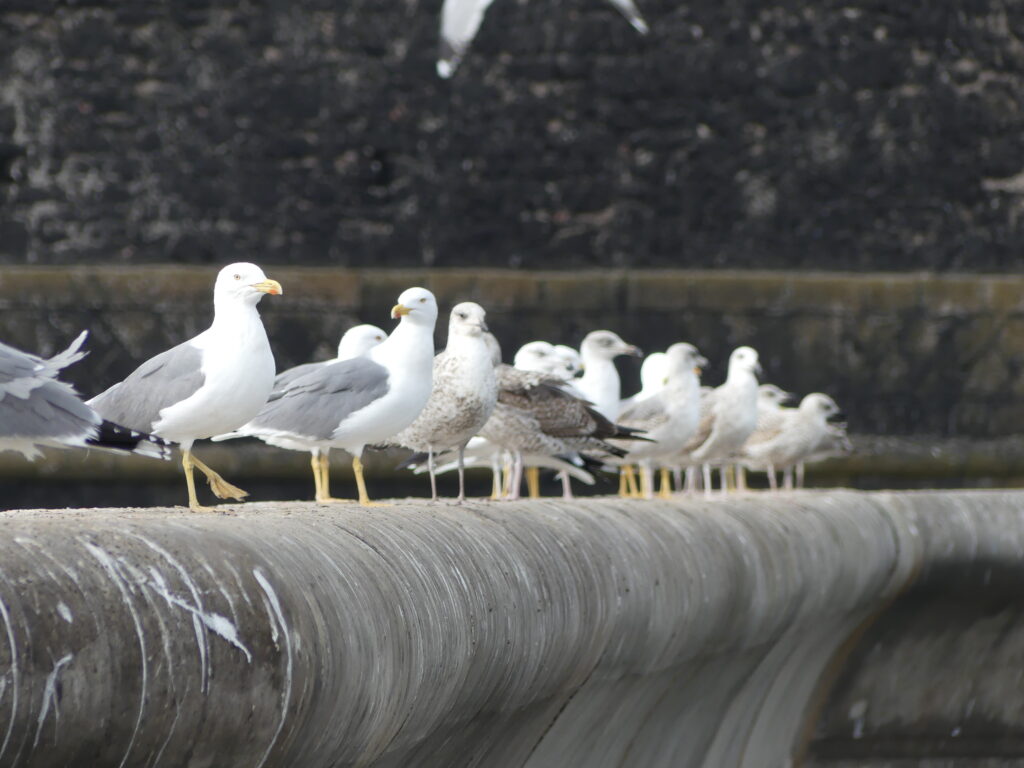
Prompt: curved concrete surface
<box><xmin>0</xmin><ymin>491</ymin><xmax>1019</xmax><ymax>767</ymax></box>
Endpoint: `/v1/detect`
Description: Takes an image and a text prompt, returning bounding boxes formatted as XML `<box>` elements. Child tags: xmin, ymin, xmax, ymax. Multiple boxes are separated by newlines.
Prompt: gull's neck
<box><xmin>372</xmin><ymin>317</ymin><xmax>435</xmax><ymax>370</ymax></box>
<box><xmin>211</xmin><ymin>295</ymin><xmax>262</xmax><ymax>334</ymax></box>
<box><xmin>579</xmin><ymin>354</ymin><xmax>621</xmax><ymax>420</ymax></box>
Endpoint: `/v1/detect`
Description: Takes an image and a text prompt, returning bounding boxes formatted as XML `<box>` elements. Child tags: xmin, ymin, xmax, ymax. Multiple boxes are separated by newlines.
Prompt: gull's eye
<box><xmin>456</xmin><ymin>311</ymin><xmax>467</xmax><ymax>319</ymax></box>
<box><xmin>420</xmin><ymin>297</ymin><xmax>427</xmax><ymax>303</ymax></box>
<box><xmin>233</xmin><ymin>274</ymin><xmax>241</xmax><ymax>280</ymax></box>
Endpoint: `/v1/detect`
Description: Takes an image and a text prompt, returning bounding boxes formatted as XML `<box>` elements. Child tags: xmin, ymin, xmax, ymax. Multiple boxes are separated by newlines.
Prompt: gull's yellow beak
<box><xmin>694</xmin><ymin>367</ymin><xmax>703</xmax><ymax>376</ymax></box>
<box><xmin>391</xmin><ymin>303</ymin><xmax>412</xmax><ymax>319</ymax></box>
<box><xmin>252</xmin><ymin>279</ymin><xmax>283</xmax><ymax>296</ymax></box>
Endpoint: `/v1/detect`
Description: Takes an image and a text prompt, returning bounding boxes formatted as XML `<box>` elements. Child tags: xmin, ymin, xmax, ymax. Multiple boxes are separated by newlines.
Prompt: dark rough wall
<box><xmin>1</xmin><ymin>0</ymin><xmax>1023</xmax><ymax>270</ymax></box>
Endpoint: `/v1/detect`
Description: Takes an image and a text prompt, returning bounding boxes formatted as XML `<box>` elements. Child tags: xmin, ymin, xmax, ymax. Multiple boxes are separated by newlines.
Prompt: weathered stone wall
<box><xmin>1</xmin><ymin>0</ymin><xmax>1022</xmax><ymax>270</ymax></box>
<box><xmin>0</xmin><ymin>491</ymin><xmax>1021</xmax><ymax>767</ymax></box>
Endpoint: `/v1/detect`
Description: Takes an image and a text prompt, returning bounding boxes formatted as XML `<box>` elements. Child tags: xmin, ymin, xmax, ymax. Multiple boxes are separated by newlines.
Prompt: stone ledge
<box><xmin>0</xmin><ymin>492</ymin><xmax>1021</xmax><ymax>766</ymax></box>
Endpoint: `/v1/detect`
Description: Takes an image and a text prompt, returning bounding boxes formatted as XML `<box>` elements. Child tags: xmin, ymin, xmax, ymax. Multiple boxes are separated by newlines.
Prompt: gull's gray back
<box><xmin>255</xmin><ymin>356</ymin><xmax>390</xmax><ymax>441</ymax></box>
<box><xmin>88</xmin><ymin>342</ymin><xmax>205</xmax><ymax>433</ymax></box>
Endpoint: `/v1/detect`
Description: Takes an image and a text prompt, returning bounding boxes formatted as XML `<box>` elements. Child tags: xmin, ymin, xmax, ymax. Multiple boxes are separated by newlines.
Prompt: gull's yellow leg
<box><xmin>490</xmin><ymin>463</ymin><xmax>502</xmax><ymax>500</ymax></box>
<box><xmin>353</xmin><ymin>455</ymin><xmax>389</xmax><ymax>507</ymax></box>
<box><xmin>311</xmin><ymin>453</ymin><xmax>323</xmax><ymax>499</ymax></box>
<box><xmin>526</xmin><ymin>466</ymin><xmax>540</xmax><ymax>499</ymax></box>
<box><xmin>502</xmin><ymin>456</ymin><xmax>513</xmax><ymax>498</ymax></box>
<box><xmin>188</xmin><ymin>453</ymin><xmax>248</xmax><ymax>501</ymax></box>
<box><xmin>315</xmin><ymin>452</ymin><xmax>352</xmax><ymax>503</ymax></box>
<box><xmin>639</xmin><ymin>466</ymin><xmax>652</xmax><ymax>499</ymax></box>
<box><xmin>658</xmin><ymin>468</ymin><xmax>673</xmax><ymax>499</ymax></box>
<box><xmin>624</xmin><ymin>465</ymin><xmax>640</xmax><ymax>498</ymax></box>
<box><xmin>618</xmin><ymin>468</ymin><xmax>630</xmax><ymax>498</ymax></box>
<box><xmin>182</xmin><ymin>449</ymin><xmax>215</xmax><ymax>512</ymax></box>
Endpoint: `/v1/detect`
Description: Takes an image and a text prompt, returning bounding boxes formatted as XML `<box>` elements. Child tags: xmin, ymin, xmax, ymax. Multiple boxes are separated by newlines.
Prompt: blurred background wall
<box><xmin>1</xmin><ymin>0</ymin><xmax>1023</xmax><ymax>505</ymax></box>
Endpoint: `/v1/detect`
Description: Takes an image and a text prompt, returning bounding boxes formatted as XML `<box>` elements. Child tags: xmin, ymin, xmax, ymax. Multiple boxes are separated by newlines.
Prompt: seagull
<box><xmin>619</xmin><ymin>350</ymin><xmax>669</xmax><ymax>413</ymax></box>
<box><xmin>614</xmin><ymin>343</ymin><xmax>706</xmax><ymax>499</ymax></box>
<box><xmin>797</xmin><ymin>421</ymin><xmax>852</xmax><ymax>488</ymax></box>
<box><xmin>735</xmin><ymin>383</ymin><xmax>795</xmax><ymax>491</ymax></box>
<box><xmin>271</xmin><ymin>324</ymin><xmax>387</xmax><ymax>392</ymax></box>
<box><xmin>1</xmin><ymin>332</ymin><xmax>171</xmax><ymax>461</ymax></box>
<box><xmin>480</xmin><ymin>360</ymin><xmax>643</xmax><ymax>499</ymax></box>
<box><xmin>437</xmin><ymin>0</ymin><xmax>650</xmax><ymax>78</ymax></box>
<box><xmin>391</xmin><ymin>302</ymin><xmax>497</xmax><ymax>501</ymax></box>
<box><xmin>514</xmin><ymin>341</ymin><xmax>582</xmax><ymax>390</ymax></box>
<box><xmin>681</xmin><ymin>346</ymin><xmax>761</xmax><ymax>496</ymax></box>
<box><xmin>222</xmin><ymin>324</ymin><xmax>388</xmax><ymax>502</ymax></box>
<box><xmin>89</xmin><ymin>263</ymin><xmax>282</xmax><ymax>511</ymax></box>
<box><xmin>575</xmin><ymin>330</ymin><xmax>641</xmax><ymax>422</ymax></box>
<box><xmin>216</xmin><ymin>287</ymin><xmax>438</xmax><ymax>506</ymax></box>
<box><xmin>739</xmin><ymin>393</ymin><xmax>842</xmax><ymax>491</ymax></box>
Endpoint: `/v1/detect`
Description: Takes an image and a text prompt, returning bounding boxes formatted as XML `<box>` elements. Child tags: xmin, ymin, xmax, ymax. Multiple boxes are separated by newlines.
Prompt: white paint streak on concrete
<box><xmin>56</xmin><ymin>603</ymin><xmax>72</xmax><ymax>624</ymax></box>
<box><xmin>196</xmin><ymin>556</ymin><xmax>240</xmax><ymax>624</ymax></box>
<box><xmin>0</xmin><ymin>573</ymin><xmax>19</xmax><ymax>763</ymax></box>
<box><xmin>130</xmin><ymin>536</ymin><xmax>213</xmax><ymax>693</ymax></box>
<box><xmin>33</xmin><ymin>653</ymin><xmax>72</xmax><ymax>748</ymax></box>
<box><xmin>253</xmin><ymin>568</ymin><xmax>293</xmax><ymax>768</ymax></box>
<box><xmin>81</xmin><ymin>541</ymin><xmax>147</xmax><ymax>768</ymax></box>
<box><xmin>146</xmin><ymin>567</ymin><xmax>252</xmax><ymax>663</ymax></box>
<box><xmin>222</xmin><ymin>560</ymin><xmax>255</xmax><ymax>610</ymax></box>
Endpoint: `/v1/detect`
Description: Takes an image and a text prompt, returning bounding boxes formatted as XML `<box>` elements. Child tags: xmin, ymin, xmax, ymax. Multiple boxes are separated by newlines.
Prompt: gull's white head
<box><xmin>728</xmin><ymin>346</ymin><xmax>761</xmax><ymax>377</ymax></box>
<box><xmin>639</xmin><ymin>351</ymin><xmax>669</xmax><ymax>390</ymax></box>
<box><xmin>214</xmin><ymin>262</ymin><xmax>282</xmax><ymax>306</ymax></box>
<box><xmin>391</xmin><ymin>287</ymin><xmax>438</xmax><ymax>328</ymax></box>
<box><xmin>580</xmin><ymin>330</ymin><xmax>642</xmax><ymax>362</ymax></box>
<box><xmin>758</xmin><ymin>383</ymin><xmax>794</xmax><ymax>408</ymax></box>
<box><xmin>337</xmin><ymin>324</ymin><xmax>387</xmax><ymax>360</ymax></box>
<box><xmin>800</xmin><ymin>393</ymin><xmax>842</xmax><ymax>422</ymax></box>
<box><xmin>514</xmin><ymin>341</ymin><xmax>555</xmax><ymax>372</ymax></box>
<box><xmin>448</xmin><ymin>302</ymin><xmax>488</xmax><ymax>339</ymax></box>
<box><xmin>665</xmin><ymin>343</ymin><xmax>708</xmax><ymax>378</ymax></box>
<box><xmin>552</xmin><ymin>345</ymin><xmax>583</xmax><ymax>378</ymax></box>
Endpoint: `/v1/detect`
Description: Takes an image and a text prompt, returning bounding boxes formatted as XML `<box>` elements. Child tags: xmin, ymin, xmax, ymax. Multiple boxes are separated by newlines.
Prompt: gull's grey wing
<box><xmin>605</xmin><ymin>0</ymin><xmax>649</xmax><ymax>34</ymax></box>
<box><xmin>88</xmin><ymin>342</ymin><xmax>205</xmax><ymax>433</ymax></box>
<box><xmin>1</xmin><ymin>377</ymin><xmax>95</xmax><ymax>444</ymax></box>
<box><xmin>437</xmin><ymin>0</ymin><xmax>498</xmax><ymax>77</ymax></box>
<box><xmin>0</xmin><ymin>331</ymin><xmax>87</xmax><ymax>400</ymax></box>
<box><xmin>273</xmin><ymin>360</ymin><xmax>328</xmax><ymax>390</ymax></box>
<box><xmin>618</xmin><ymin>391</ymin><xmax>666</xmax><ymax>429</ymax></box>
<box><xmin>254</xmin><ymin>356</ymin><xmax>390</xmax><ymax>441</ymax></box>
<box><xmin>681</xmin><ymin>393</ymin><xmax>716</xmax><ymax>455</ymax></box>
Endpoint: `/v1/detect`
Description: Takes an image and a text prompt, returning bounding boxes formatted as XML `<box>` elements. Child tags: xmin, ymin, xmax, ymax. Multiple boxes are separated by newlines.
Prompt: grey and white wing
<box><xmin>88</xmin><ymin>341</ymin><xmax>205</xmax><ymax>433</ymax></box>
<box><xmin>604</xmin><ymin>0</ymin><xmax>649</xmax><ymax>34</ymax></box>
<box><xmin>1</xmin><ymin>334</ymin><xmax>171</xmax><ymax>459</ymax></box>
<box><xmin>437</xmin><ymin>0</ymin><xmax>498</xmax><ymax>78</ymax></box>
<box><xmin>273</xmin><ymin>360</ymin><xmax>328</xmax><ymax>390</ymax></box>
<box><xmin>618</xmin><ymin>392</ymin><xmax>667</xmax><ymax>431</ymax></box>
<box><xmin>253</xmin><ymin>356</ymin><xmax>390</xmax><ymax>441</ymax></box>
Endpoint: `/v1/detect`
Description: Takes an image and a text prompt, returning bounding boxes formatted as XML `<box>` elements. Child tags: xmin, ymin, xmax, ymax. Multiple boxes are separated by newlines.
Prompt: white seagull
<box><xmin>222</xmin><ymin>323</ymin><xmax>388</xmax><ymax>502</ymax></box>
<box><xmin>391</xmin><ymin>302</ymin><xmax>498</xmax><ymax>501</ymax></box>
<box><xmin>739</xmin><ymin>393</ymin><xmax>843</xmax><ymax>491</ymax></box>
<box><xmin>683</xmin><ymin>346</ymin><xmax>762</xmax><ymax>495</ymax></box>
<box><xmin>217</xmin><ymin>287</ymin><xmax>438</xmax><ymax>506</ymax></box>
<box><xmin>575</xmin><ymin>330</ymin><xmax>641</xmax><ymax>422</ymax></box>
<box><xmin>89</xmin><ymin>263</ymin><xmax>282</xmax><ymax>511</ymax></box>
<box><xmin>1</xmin><ymin>332</ymin><xmax>171</xmax><ymax>461</ymax></box>
<box><xmin>437</xmin><ymin>0</ymin><xmax>650</xmax><ymax>78</ymax></box>
<box><xmin>614</xmin><ymin>343</ymin><xmax>706</xmax><ymax>499</ymax></box>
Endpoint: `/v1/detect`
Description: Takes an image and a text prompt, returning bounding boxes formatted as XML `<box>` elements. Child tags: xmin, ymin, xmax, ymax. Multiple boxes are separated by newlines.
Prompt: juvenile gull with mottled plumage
<box><xmin>89</xmin><ymin>262</ymin><xmax>282</xmax><ymax>511</ymax></box>
<box><xmin>391</xmin><ymin>302</ymin><xmax>497</xmax><ymax>501</ymax></box>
